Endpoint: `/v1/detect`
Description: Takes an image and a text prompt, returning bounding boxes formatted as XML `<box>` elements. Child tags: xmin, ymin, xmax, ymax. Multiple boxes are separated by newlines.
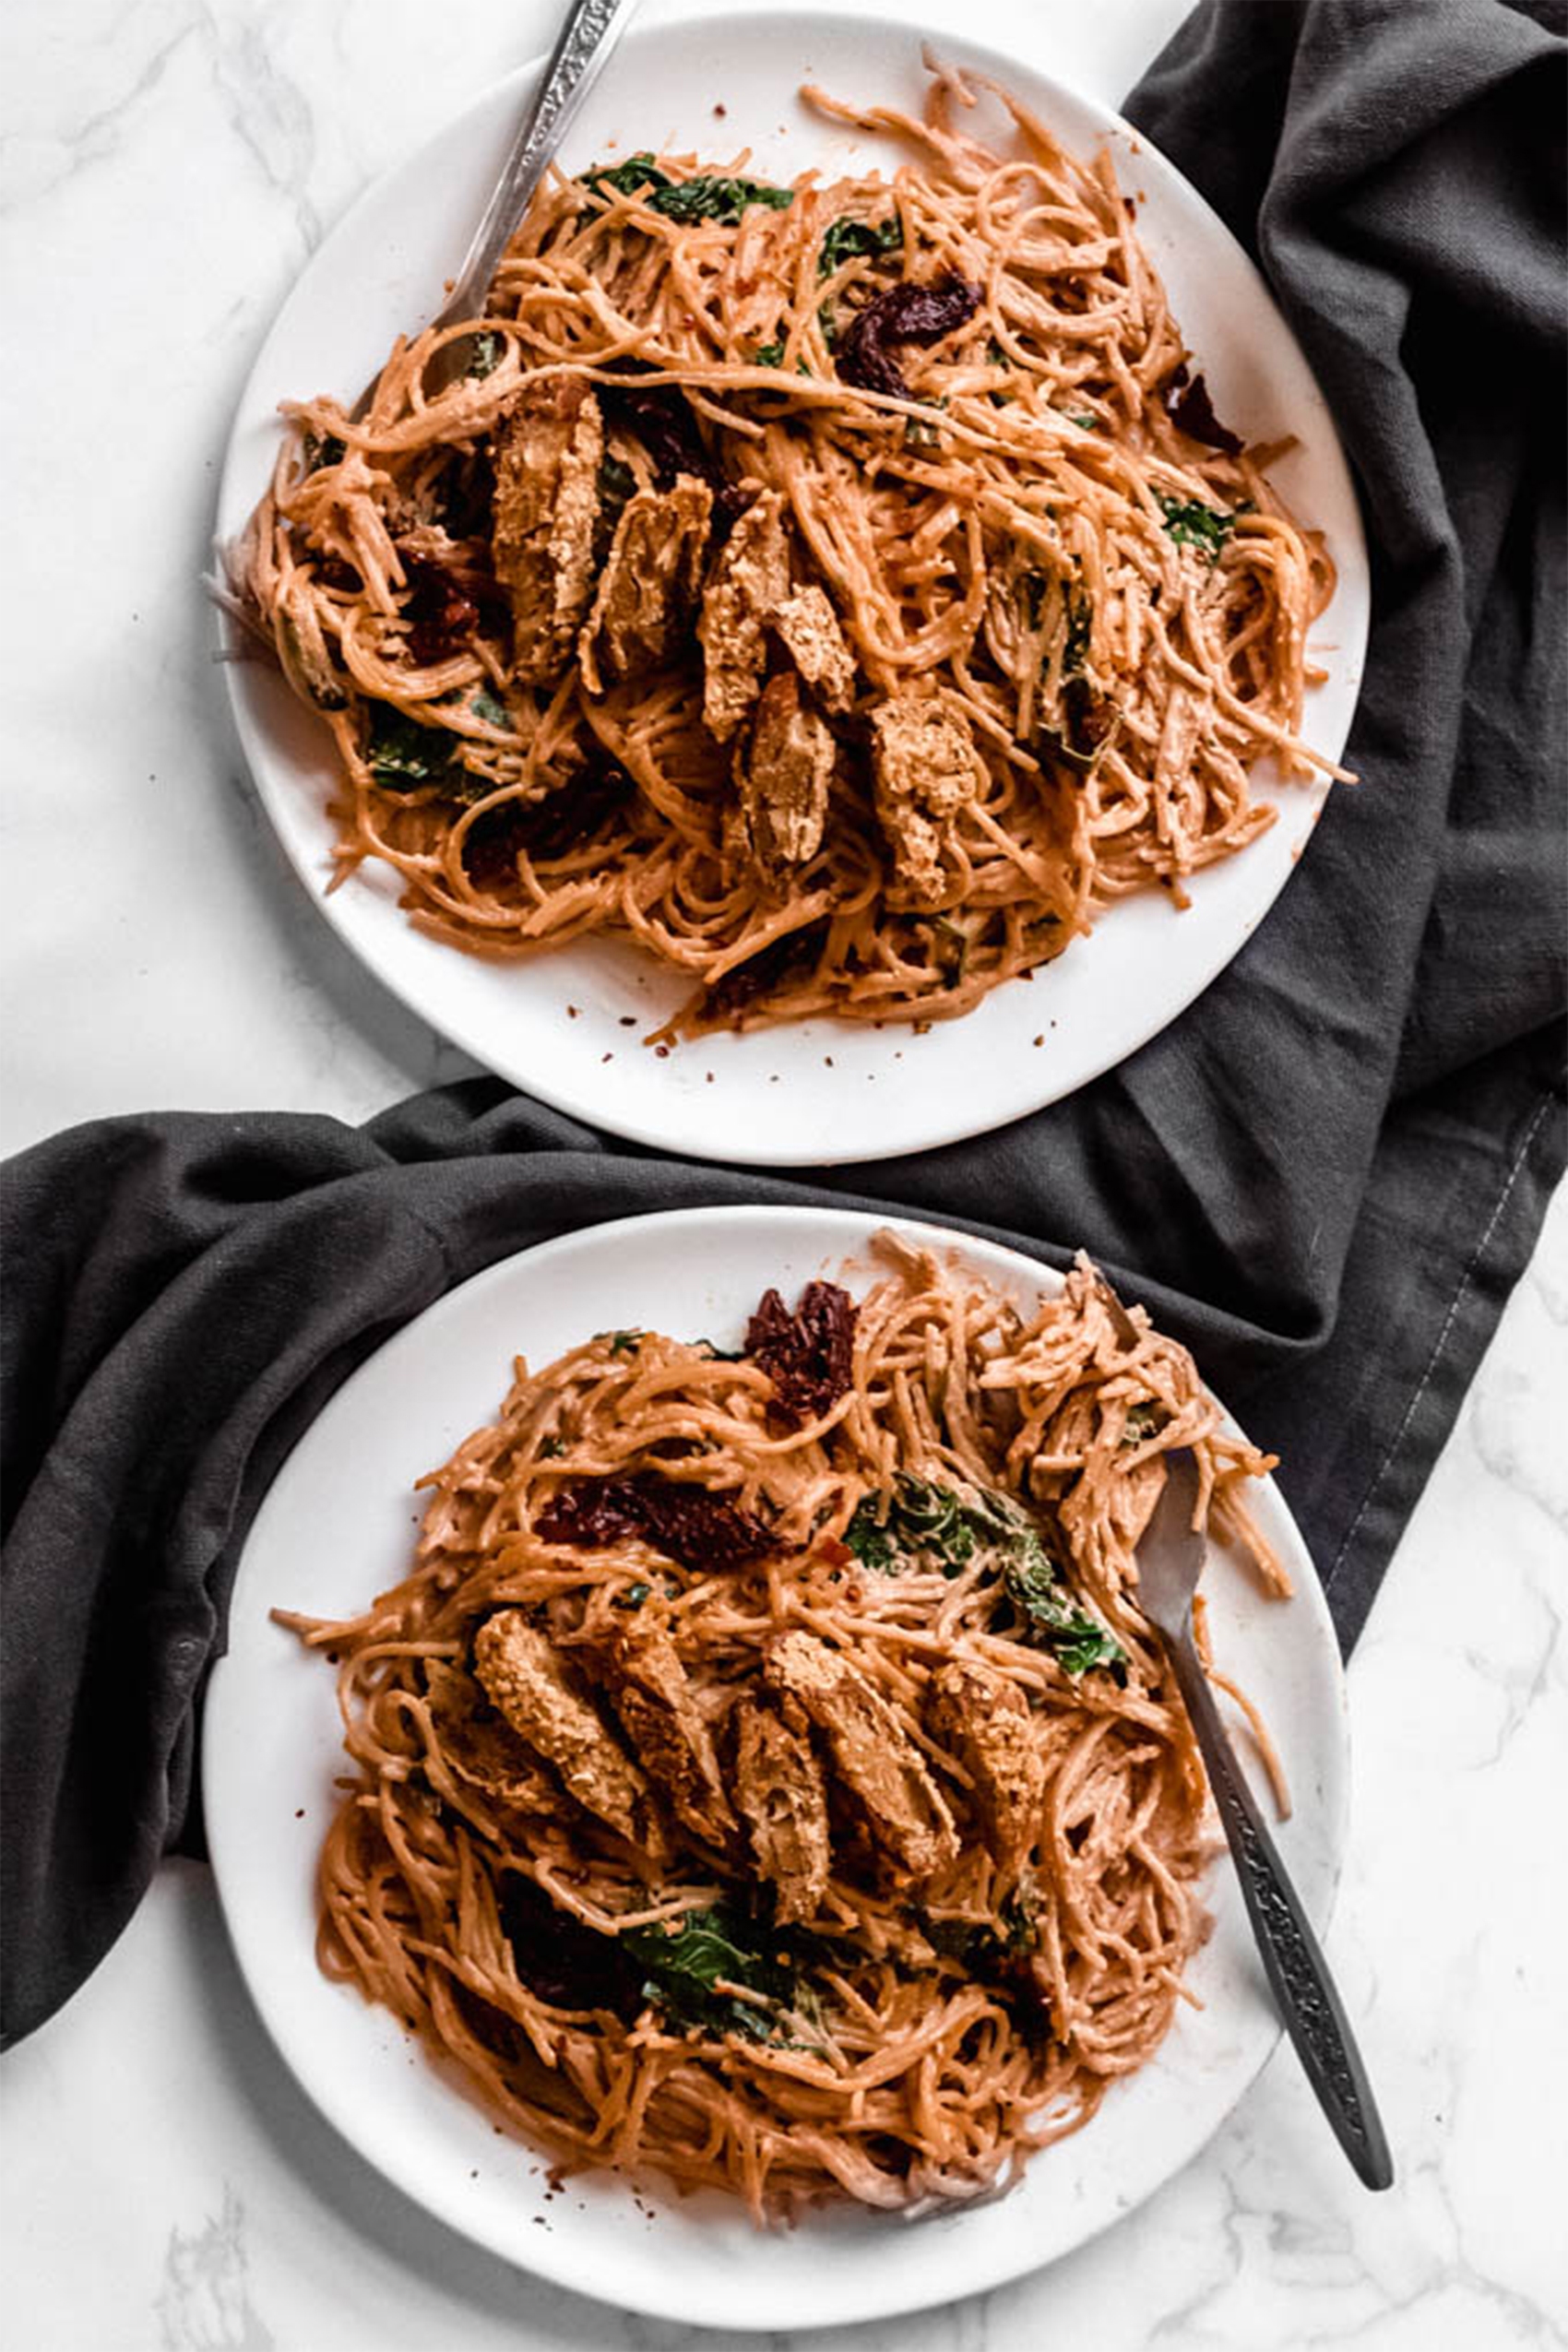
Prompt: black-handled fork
<box><xmin>1136</xmin><ymin>1444</ymin><xmax>1394</xmax><ymax>2190</ymax></box>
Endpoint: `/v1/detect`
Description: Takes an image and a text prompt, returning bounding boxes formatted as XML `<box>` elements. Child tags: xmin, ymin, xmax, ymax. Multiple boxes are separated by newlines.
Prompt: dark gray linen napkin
<box><xmin>3</xmin><ymin>0</ymin><xmax>1562</xmax><ymax>2049</ymax></box>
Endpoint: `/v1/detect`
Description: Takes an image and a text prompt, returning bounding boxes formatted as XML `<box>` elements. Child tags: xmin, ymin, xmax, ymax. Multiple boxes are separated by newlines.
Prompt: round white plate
<box><xmin>203</xmin><ymin>1205</ymin><xmax>1348</xmax><ymax>2334</ymax></box>
<box><xmin>216</xmin><ymin>5</ymin><xmax>1368</xmax><ymax>1169</ymax></box>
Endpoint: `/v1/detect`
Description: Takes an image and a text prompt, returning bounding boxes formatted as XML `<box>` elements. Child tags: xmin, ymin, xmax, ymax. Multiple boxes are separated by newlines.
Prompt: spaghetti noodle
<box><xmin>228</xmin><ymin>62</ymin><xmax>1347</xmax><ymax>1037</ymax></box>
<box><xmin>279</xmin><ymin>1237</ymin><xmax>1289</xmax><ymax>2217</ymax></box>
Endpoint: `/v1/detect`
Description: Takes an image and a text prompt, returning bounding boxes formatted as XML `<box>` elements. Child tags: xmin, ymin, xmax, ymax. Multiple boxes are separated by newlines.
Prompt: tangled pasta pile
<box><xmin>279</xmin><ymin>1238</ymin><xmax>1289</xmax><ymax>2217</ymax></box>
<box><xmin>230</xmin><ymin>61</ymin><xmax>1344</xmax><ymax>1037</ymax></box>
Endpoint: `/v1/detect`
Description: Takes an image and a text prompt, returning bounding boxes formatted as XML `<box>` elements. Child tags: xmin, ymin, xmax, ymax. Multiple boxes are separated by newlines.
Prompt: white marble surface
<box><xmin>2</xmin><ymin>2</ymin><xmax>1564</xmax><ymax>2346</ymax></box>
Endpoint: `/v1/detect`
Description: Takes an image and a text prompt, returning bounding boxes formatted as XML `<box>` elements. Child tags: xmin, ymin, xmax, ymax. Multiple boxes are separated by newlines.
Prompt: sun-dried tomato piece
<box><xmin>535</xmin><ymin>1473</ymin><xmax>772</xmax><ymax>1573</ymax></box>
<box><xmin>534</xmin><ymin>1479</ymin><xmax>647</xmax><ymax>1549</ymax></box>
<box><xmin>837</xmin><ymin>277</ymin><xmax>983</xmax><ymax>401</ymax></box>
<box><xmin>498</xmin><ymin>1874</ymin><xmax>641</xmax><ymax>2017</ymax></box>
<box><xmin>600</xmin><ymin>384</ymin><xmax>749</xmax><ymax>531</ymax></box>
<box><xmin>458</xmin><ymin>762</ymin><xmax>634</xmax><ymax>889</ymax></box>
<box><xmin>745</xmin><ymin>1281</ymin><xmax>857</xmax><ymax>1428</ymax></box>
<box><xmin>432</xmin><ymin>448</ymin><xmax>497</xmax><ymax>539</ymax></box>
<box><xmin>516</xmin><ymin>762</ymin><xmax>634</xmax><ymax>861</ymax></box>
<box><xmin>1051</xmin><ymin>677</ymin><xmax>1118</xmax><ymax>770</ymax></box>
<box><xmin>704</xmin><ymin>919</ymin><xmax>828</xmax><ymax>1023</ymax></box>
<box><xmin>1164</xmin><ymin>363</ymin><xmax>1241</xmax><ymax>456</ymax></box>
<box><xmin>401</xmin><ymin>553</ymin><xmax>481</xmax><ymax>663</ymax></box>
<box><xmin>632</xmin><ymin>1478</ymin><xmax>773</xmax><ymax>1573</ymax></box>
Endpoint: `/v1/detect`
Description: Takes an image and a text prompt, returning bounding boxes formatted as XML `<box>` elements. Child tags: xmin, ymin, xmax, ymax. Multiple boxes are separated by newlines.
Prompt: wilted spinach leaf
<box><xmin>1121</xmin><ymin>1400</ymin><xmax>1169</xmax><ymax>1445</ymax></box>
<box><xmin>503</xmin><ymin>1888</ymin><xmax>837</xmax><ymax>2044</ymax></box>
<box><xmin>466</xmin><ymin>331</ymin><xmax>502</xmax><ymax>379</ymax></box>
<box><xmin>582</xmin><ymin>153</ymin><xmax>672</xmax><ymax>201</ymax></box>
<box><xmin>845</xmin><ymin>1476</ymin><xmax>977</xmax><ymax>1578</ymax></box>
<box><xmin>846</xmin><ymin>1476</ymin><xmax>1124</xmax><ymax>1673</ymax></box>
<box><xmin>623</xmin><ymin>1903</ymin><xmax>815</xmax><ymax>2043</ymax></box>
<box><xmin>365</xmin><ymin>704</ymin><xmax>458</xmax><ymax>792</ymax></box>
<box><xmin>647</xmin><ymin>173</ymin><xmax>793</xmax><ymax>227</ymax></box>
<box><xmin>467</xmin><ymin>686</ymin><xmax>509</xmax><ymax>730</ymax></box>
<box><xmin>921</xmin><ymin>1887</ymin><xmax>1039</xmax><ymax>1971</ymax></box>
<box><xmin>1063</xmin><ymin>589</ymin><xmax>1092</xmax><ymax>678</ymax></box>
<box><xmin>818</xmin><ymin>214</ymin><xmax>902</xmax><ymax>279</ymax></box>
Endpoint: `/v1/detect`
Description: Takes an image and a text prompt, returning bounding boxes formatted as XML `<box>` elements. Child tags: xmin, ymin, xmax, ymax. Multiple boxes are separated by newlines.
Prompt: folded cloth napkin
<box><xmin>2</xmin><ymin>0</ymin><xmax>1562</xmax><ymax>2049</ymax></box>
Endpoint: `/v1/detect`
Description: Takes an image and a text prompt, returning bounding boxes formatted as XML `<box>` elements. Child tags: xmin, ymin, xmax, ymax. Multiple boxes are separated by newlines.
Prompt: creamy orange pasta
<box><xmin>229</xmin><ymin>63</ymin><xmax>1345</xmax><ymax>1038</ymax></box>
<box><xmin>278</xmin><ymin>1237</ymin><xmax>1289</xmax><ymax>2217</ymax></box>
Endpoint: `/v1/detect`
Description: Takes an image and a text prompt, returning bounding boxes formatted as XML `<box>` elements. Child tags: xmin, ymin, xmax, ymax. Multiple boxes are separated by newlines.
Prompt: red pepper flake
<box><xmin>744</xmin><ymin>1280</ymin><xmax>858</xmax><ymax>1428</ymax></box>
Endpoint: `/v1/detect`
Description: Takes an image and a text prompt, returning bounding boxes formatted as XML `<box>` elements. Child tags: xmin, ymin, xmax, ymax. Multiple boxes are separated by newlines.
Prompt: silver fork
<box><xmin>1137</xmin><ymin>1444</ymin><xmax>1394</xmax><ymax>2190</ymax></box>
<box><xmin>350</xmin><ymin>0</ymin><xmax>640</xmax><ymax>419</ymax></box>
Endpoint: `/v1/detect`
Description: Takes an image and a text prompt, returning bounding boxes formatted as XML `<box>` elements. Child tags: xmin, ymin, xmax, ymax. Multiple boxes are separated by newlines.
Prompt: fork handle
<box><xmin>440</xmin><ymin>0</ymin><xmax>641</xmax><ymax>324</ymax></box>
<box><xmin>1166</xmin><ymin>1629</ymin><xmax>1394</xmax><ymax>2191</ymax></box>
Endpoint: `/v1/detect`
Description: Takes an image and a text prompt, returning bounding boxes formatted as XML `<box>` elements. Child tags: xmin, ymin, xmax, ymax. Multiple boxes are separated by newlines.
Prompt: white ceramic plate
<box><xmin>203</xmin><ymin>1205</ymin><xmax>1348</xmax><ymax>2334</ymax></box>
<box><xmin>216</xmin><ymin>5</ymin><xmax>1368</xmax><ymax>1168</ymax></box>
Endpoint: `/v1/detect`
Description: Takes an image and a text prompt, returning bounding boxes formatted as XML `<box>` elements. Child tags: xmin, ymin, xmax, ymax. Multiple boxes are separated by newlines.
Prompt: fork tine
<box><xmin>1091</xmin><ymin>1267</ymin><xmax>1143</xmax><ymax>1351</ymax></box>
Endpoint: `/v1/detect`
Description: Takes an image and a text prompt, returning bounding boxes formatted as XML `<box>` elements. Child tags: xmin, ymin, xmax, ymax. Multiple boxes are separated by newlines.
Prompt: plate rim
<box><xmin>214</xmin><ymin>1</ymin><xmax>1369</xmax><ymax>1168</ymax></box>
<box><xmin>202</xmin><ymin>1199</ymin><xmax>1351</xmax><ymax>2331</ymax></box>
